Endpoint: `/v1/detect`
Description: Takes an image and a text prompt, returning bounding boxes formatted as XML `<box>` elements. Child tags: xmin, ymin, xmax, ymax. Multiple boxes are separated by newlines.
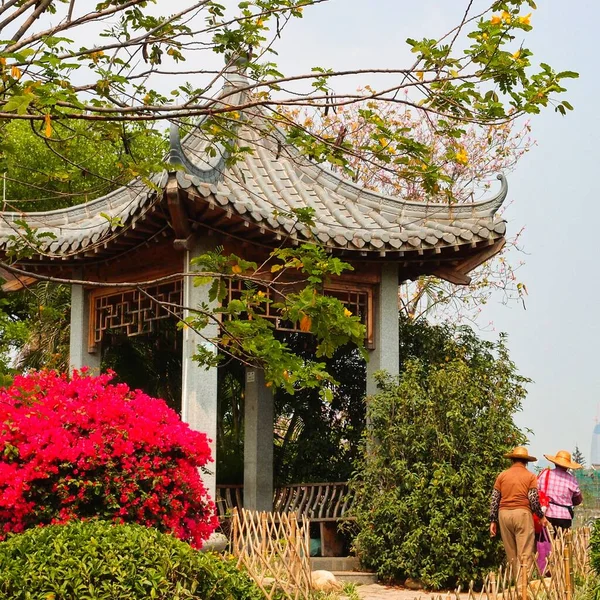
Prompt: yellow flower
<box><xmin>416</xmin><ymin>71</ymin><xmax>424</xmax><ymax>81</ymax></box>
<box><xmin>10</xmin><ymin>66</ymin><xmax>20</xmax><ymax>79</ymax></box>
<box><xmin>257</xmin><ymin>290</ymin><xmax>265</xmax><ymax>298</ymax></box>
<box><xmin>90</xmin><ymin>50</ymin><xmax>104</xmax><ymax>63</ymax></box>
<box><xmin>299</xmin><ymin>314</ymin><xmax>312</xmax><ymax>332</ymax></box>
<box><xmin>44</xmin><ymin>113</ymin><xmax>52</xmax><ymax>138</ymax></box>
<box><xmin>519</xmin><ymin>13</ymin><xmax>532</xmax><ymax>25</ymax></box>
<box><xmin>512</xmin><ymin>50</ymin><xmax>521</xmax><ymax>60</ymax></box>
<box><xmin>344</xmin><ymin>308</ymin><xmax>352</xmax><ymax>317</ymax></box>
<box><xmin>231</xmin><ymin>264</ymin><xmax>242</xmax><ymax>274</ymax></box>
<box><xmin>501</xmin><ymin>10</ymin><xmax>511</xmax><ymax>23</ymax></box>
<box><xmin>490</xmin><ymin>14</ymin><xmax>502</xmax><ymax>25</ymax></box>
<box><xmin>455</xmin><ymin>147</ymin><xmax>468</xmax><ymax>165</ymax></box>
<box><xmin>482</xmin><ymin>33</ymin><xmax>489</xmax><ymax>40</ymax></box>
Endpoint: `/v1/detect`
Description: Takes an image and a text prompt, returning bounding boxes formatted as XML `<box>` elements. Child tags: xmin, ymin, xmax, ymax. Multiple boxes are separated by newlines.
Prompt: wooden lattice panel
<box><xmin>90</xmin><ymin>280</ymin><xmax>183</xmax><ymax>350</ymax></box>
<box><xmin>226</xmin><ymin>280</ymin><xmax>374</xmax><ymax>348</ymax></box>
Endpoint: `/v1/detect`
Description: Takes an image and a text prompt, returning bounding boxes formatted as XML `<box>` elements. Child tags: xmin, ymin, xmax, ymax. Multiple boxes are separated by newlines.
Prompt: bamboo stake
<box><xmin>519</xmin><ymin>558</ymin><xmax>528</xmax><ymax>600</ymax></box>
<box><xmin>564</xmin><ymin>531</ymin><xmax>573</xmax><ymax>600</ymax></box>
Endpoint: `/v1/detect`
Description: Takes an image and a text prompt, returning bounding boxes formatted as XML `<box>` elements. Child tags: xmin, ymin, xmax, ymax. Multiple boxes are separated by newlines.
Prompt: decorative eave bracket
<box><xmin>430</xmin><ymin>237</ymin><xmax>506</xmax><ymax>286</ymax></box>
<box><xmin>166</xmin><ymin>173</ymin><xmax>193</xmax><ymax>251</ymax></box>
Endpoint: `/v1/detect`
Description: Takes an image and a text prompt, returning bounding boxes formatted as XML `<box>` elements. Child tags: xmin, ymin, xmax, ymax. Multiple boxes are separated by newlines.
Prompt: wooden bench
<box><xmin>216</xmin><ymin>482</ymin><xmax>354</xmax><ymax>556</ymax></box>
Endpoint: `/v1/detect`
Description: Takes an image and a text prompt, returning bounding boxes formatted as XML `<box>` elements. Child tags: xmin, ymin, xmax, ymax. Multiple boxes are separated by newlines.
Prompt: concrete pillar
<box><xmin>366</xmin><ymin>263</ymin><xmax>400</xmax><ymax>396</ymax></box>
<box><xmin>181</xmin><ymin>239</ymin><xmax>219</xmax><ymax>500</ymax></box>
<box><xmin>69</xmin><ymin>284</ymin><xmax>101</xmax><ymax>372</ymax></box>
<box><xmin>244</xmin><ymin>367</ymin><xmax>274</xmax><ymax>511</ymax></box>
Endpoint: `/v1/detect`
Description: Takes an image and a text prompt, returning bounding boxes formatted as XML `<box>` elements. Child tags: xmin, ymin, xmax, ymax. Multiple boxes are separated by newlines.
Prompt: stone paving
<box><xmin>357</xmin><ymin>583</ymin><xmax>468</xmax><ymax>600</ymax></box>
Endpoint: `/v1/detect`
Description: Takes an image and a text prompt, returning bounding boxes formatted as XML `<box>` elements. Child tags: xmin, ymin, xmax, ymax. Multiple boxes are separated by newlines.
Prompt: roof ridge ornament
<box><xmin>223</xmin><ymin>52</ymin><xmax>250</xmax><ymax>92</ymax></box>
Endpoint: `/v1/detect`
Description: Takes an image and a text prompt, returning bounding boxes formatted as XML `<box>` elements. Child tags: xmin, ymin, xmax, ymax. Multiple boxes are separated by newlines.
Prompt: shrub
<box><xmin>590</xmin><ymin>520</ymin><xmax>600</xmax><ymax>575</ymax></box>
<box><xmin>0</xmin><ymin>370</ymin><xmax>218</xmax><ymax>546</ymax></box>
<box><xmin>0</xmin><ymin>520</ymin><xmax>262</xmax><ymax>600</ymax></box>
<box><xmin>350</xmin><ymin>328</ymin><xmax>528</xmax><ymax>589</ymax></box>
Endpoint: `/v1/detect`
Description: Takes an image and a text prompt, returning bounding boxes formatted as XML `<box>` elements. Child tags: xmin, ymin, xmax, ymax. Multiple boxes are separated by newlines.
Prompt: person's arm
<box><xmin>571</xmin><ymin>477</ymin><xmax>583</xmax><ymax>506</ymax></box>
<box><xmin>490</xmin><ymin>489</ymin><xmax>500</xmax><ymax>536</ymax></box>
<box><xmin>528</xmin><ymin>487</ymin><xmax>549</xmax><ymax>528</ymax></box>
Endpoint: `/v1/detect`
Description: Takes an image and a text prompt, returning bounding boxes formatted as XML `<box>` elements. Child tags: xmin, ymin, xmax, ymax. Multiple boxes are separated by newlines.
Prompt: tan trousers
<box><xmin>498</xmin><ymin>508</ymin><xmax>535</xmax><ymax>575</ymax></box>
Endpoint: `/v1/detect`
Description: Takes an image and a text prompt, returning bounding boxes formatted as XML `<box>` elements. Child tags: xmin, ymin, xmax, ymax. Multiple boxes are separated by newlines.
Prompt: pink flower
<box><xmin>0</xmin><ymin>370</ymin><xmax>217</xmax><ymax>547</ymax></box>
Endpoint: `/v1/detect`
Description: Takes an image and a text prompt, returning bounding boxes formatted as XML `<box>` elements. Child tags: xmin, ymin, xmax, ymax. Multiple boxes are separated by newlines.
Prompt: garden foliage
<box><xmin>590</xmin><ymin>520</ymin><xmax>600</xmax><ymax>575</ymax></box>
<box><xmin>0</xmin><ymin>370</ymin><xmax>217</xmax><ymax>546</ymax></box>
<box><xmin>351</xmin><ymin>321</ymin><xmax>529</xmax><ymax>588</ymax></box>
<box><xmin>0</xmin><ymin>520</ymin><xmax>262</xmax><ymax>600</ymax></box>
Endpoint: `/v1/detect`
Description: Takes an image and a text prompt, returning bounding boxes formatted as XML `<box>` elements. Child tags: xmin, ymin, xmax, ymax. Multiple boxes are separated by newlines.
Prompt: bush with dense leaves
<box><xmin>0</xmin><ymin>520</ymin><xmax>262</xmax><ymax>600</ymax></box>
<box><xmin>0</xmin><ymin>370</ymin><xmax>217</xmax><ymax>546</ymax></box>
<box><xmin>590</xmin><ymin>520</ymin><xmax>600</xmax><ymax>575</ymax></box>
<box><xmin>350</xmin><ymin>325</ymin><xmax>529</xmax><ymax>589</ymax></box>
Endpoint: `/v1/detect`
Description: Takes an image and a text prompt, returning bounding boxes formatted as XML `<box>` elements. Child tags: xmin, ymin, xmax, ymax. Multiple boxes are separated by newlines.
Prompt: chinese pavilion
<box><xmin>0</xmin><ymin>66</ymin><xmax>508</xmax><ymax>511</ymax></box>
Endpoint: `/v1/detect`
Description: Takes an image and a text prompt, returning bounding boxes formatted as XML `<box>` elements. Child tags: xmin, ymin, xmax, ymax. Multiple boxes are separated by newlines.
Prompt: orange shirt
<box><xmin>493</xmin><ymin>462</ymin><xmax>537</xmax><ymax>511</ymax></box>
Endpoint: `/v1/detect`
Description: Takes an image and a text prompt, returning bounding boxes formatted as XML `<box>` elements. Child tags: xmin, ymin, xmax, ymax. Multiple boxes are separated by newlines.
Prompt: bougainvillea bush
<box><xmin>0</xmin><ymin>370</ymin><xmax>218</xmax><ymax>546</ymax></box>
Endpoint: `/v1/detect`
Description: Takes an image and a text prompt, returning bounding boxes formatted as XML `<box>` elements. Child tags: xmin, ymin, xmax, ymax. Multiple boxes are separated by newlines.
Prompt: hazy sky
<box><xmin>264</xmin><ymin>0</ymin><xmax>598</xmax><ymax>465</ymax></box>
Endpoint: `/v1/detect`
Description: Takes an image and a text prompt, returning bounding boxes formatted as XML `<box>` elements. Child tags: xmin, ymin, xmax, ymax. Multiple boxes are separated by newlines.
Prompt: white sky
<box><xmin>265</xmin><ymin>0</ymin><xmax>598</xmax><ymax>465</ymax></box>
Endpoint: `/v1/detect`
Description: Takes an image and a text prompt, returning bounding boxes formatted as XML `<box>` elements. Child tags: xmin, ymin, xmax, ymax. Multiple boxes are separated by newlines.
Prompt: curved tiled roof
<box><xmin>0</xmin><ymin>68</ymin><xmax>507</xmax><ymax>262</ymax></box>
<box><xmin>0</xmin><ymin>173</ymin><xmax>167</xmax><ymax>258</ymax></box>
<box><xmin>171</xmin><ymin>120</ymin><xmax>507</xmax><ymax>254</ymax></box>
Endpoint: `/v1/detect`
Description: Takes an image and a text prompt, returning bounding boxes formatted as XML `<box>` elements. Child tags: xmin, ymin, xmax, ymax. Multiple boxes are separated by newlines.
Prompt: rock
<box><xmin>257</xmin><ymin>576</ymin><xmax>276</xmax><ymax>588</ymax></box>
<box><xmin>404</xmin><ymin>577</ymin><xmax>425</xmax><ymax>590</ymax></box>
<box><xmin>311</xmin><ymin>570</ymin><xmax>343</xmax><ymax>592</ymax></box>
<box><xmin>200</xmin><ymin>532</ymin><xmax>228</xmax><ymax>553</ymax></box>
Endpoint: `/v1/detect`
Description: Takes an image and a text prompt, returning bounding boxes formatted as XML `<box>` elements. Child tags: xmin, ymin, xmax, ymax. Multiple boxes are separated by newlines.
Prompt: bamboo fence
<box><xmin>431</xmin><ymin>527</ymin><xmax>591</xmax><ymax>600</ymax></box>
<box><xmin>231</xmin><ymin>508</ymin><xmax>313</xmax><ymax>600</ymax></box>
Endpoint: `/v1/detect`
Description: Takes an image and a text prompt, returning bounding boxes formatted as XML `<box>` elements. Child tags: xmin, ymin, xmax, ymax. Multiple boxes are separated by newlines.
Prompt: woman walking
<box><xmin>540</xmin><ymin>449</ymin><xmax>583</xmax><ymax>531</ymax></box>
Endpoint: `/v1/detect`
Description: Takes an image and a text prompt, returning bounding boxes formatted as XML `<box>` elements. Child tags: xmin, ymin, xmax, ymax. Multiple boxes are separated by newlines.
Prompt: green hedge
<box><xmin>0</xmin><ymin>520</ymin><xmax>262</xmax><ymax>600</ymax></box>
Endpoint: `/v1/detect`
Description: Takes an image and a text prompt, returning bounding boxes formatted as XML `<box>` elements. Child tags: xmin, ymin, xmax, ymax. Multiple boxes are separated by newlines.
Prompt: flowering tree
<box><xmin>284</xmin><ymin>100</ymin><xmax>533</xmax><ymax>322</ymax></box>
<box><xmin>0</xmin><ymin>370</ymin><xmax>218</xmax><ymax>547</ymax></box>
<box><xmin>0</xmin><ymin>0</ymin><xmax>578</xmax><ymax>384</ymax></box>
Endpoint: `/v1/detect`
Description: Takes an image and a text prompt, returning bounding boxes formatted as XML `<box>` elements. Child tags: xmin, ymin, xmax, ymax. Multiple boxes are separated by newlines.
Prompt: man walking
<box><xmin>490</xmin><ymin>446</ymin><xmax>548</xmax><ymax>574</ymax></box>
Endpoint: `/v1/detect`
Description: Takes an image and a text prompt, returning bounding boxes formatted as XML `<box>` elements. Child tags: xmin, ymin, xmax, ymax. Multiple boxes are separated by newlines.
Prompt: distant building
<box><xmin>591</xmin><ymin>423</ymin><xmax>600</xmax><ymax>468</ymax></box>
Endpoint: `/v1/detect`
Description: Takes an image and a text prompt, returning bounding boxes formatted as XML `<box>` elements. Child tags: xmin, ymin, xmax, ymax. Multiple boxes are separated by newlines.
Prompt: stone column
<box><xmin>181</xmin><ymin>239</ymin><xmax>219</xmax><ymax>500</ymax></box>
<box><xmin>243</xmin><ymin>367</ymin><xmax>274</xmax><ymax>511</ymax></box>
<box><xmin>69</xmin><ymin>283</ymin><xmax>101</xmax><ymax>372</ymax></box>
<box><xmin>366</xmin><ymin>263</ymin><xmax>400</xmax><ymax>396</ymax></box>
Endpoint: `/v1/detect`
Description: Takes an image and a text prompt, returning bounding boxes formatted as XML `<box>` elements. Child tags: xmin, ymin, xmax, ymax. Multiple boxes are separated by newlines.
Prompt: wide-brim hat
<box><xmin>544</xmin><ymin>450</ymin><xmax>582</xmax><ymax>470</ymax></box>
<box><xmin>503</xmin><ymin>446</ymin><xmax>537</xmax><ymax>462</ymax></box>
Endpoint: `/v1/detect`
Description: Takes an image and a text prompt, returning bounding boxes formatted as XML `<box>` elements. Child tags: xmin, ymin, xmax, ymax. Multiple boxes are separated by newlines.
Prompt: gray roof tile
<box><xmin>0</xmin><ymin>80</ymin><xmax>508</xmax><ymax>258</ymax></box>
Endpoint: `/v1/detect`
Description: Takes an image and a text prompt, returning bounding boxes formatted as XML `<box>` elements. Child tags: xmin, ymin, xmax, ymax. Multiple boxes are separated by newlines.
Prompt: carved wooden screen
<box><xmin>88</xmin><ymin>280</ymin><xmax>183</xmax><ymax>352</ymax></box>
<box><xmin>89</xmin><ymin>277</ymin><xmax>374</xmax><ymax>352</ymax></box>
<box><xmin>225</xmin><ymin>280</ymin><xmax>374</xmax><ymax>349</ymax></box>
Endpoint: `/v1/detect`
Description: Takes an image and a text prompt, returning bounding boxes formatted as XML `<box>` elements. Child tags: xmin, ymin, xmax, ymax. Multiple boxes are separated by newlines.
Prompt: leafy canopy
<box><xmin>0</xmin><ymin>0</ymin><xmax>578</xmax><ymax>388</ymax></box>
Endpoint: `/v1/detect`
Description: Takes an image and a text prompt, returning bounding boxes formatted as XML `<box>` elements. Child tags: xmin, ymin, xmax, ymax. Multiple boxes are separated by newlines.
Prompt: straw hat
<box><xmin>544</xmin><ymin>450</ymin><xmax>582</xmax><ymax>470</ymax></box>
<box><xmin>503</xmin><ymin>446</ymin><xmax>537</xmax><ymax>462</ymax></box>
